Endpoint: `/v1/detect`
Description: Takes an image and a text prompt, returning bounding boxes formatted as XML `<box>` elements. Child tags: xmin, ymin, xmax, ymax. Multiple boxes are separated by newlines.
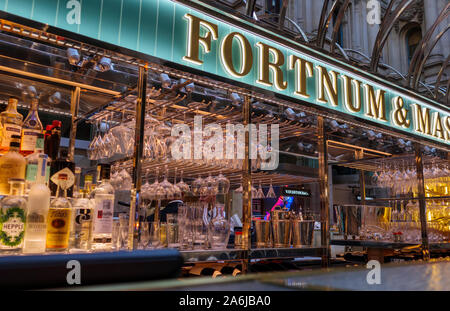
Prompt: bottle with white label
<box><xmin>46</xmin><ymin>173</ymin><xmax>72</xmax><ymax>252</ymax></box>
<box><xmin>90</xmin><ymin>164</ymin><xmax>115</xmax><ymax>251</ymax></box>
<box><xmin>23</xmin><ymin>156</ymin><xmax>50</xmax><ymax>254</ymax></box>
<box><xmin>20</xmin><ymin>98</ymin><xmax>43</xmax><ymax>157</ymax></box>
<box><xmin>69</xmin><ymin>196</ymin><xmax>94</xmax><ymax>252</ymax></box>
<box><xmin>0</xmin><ymin>97</ymin><xmax>23</xmax><ymax>154</ymax></box>
<box><xmin>25</xmin><ymin>133</ymin><xmax>48</xmax><ymax>193</ymax></box>
<box><xmin>0</xmin><ymin>179</ymin><xmax>27</xmax><ymax>253</ymax></box>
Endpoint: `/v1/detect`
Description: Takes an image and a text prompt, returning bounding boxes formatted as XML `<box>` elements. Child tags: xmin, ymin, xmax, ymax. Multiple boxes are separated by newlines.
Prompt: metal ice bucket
<box><xmin>271</xmin><ymin>219</ymin><xmax>291</xmax><ymax>248</ymax></box>
<box><xmin>333</xmin><ymin>205</ymin><xmax>391</xmax><ymax>237</ymax></box>
<box><xmin>291</xmin><ymin>220</ymin><xmax>315</xmax><ymax>247</ymax></box>
<box><xmin>254</xmin><ymin>220</ymin><xmax>271</xmax><ymax>248</ymax></box>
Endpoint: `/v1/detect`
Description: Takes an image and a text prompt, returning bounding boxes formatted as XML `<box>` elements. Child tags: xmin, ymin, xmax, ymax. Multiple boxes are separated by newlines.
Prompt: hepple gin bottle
<box><xmin>0</xmin><ymin>179</ymin><xmax>27</xmax><ymax>253</ymax></box>
<box><xmin>91</xmin><ymin>164</ymin><xmax>115</xmax><ymax>250</ymax></box>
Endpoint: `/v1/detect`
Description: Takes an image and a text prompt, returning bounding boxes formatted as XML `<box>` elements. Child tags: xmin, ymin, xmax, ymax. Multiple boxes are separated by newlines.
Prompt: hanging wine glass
<box><xmin>159</xmin><ymin>165</ymin><xmax>175</xmax><ymax>200</ymax></box>
<box><xmin>203</xmin><ymin>173</ymin><xmax>218</xmax><ymax>196</ymax></box>
<box><xmin>216</xmin><ymin>171</ymin><xmax>230</xmax><ymax>195</ymax></box>
<box><xmin>266</xmin><ymin>179</ymin><xmax>276</xmax><ymax>198</ymax></box>
<box><xmin>176</xmin><ymin>170</ymin><xmax>191</xmax><ymax>194</ymax></box>
<box><xmin>192</xmin><ymin>175</ymin><xmax>204</xmax><ymax>196</ymax></box>
<box><xmin>172</xmin><ymin>167</ymin><xmax>182</xmax><ymax>199</ymax></box>
<box><xmin>256</xmin><ymin>181</ymin><xmax>265</xmax><ymax>199</ymax></box>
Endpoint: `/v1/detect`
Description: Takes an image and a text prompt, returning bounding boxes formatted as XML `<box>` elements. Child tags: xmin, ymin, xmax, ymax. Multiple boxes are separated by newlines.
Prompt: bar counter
<box><xmin>62</xmin><ymin>258</ymin><xmax>450</xmax><ymax>291</ymax></box>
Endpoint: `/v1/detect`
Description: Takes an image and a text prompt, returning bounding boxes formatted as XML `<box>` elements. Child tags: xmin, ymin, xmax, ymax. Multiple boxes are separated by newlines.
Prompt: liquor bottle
<box><xmin>25</xmin><ymin>133</ymin><xmax>48</xmax><ymax>192</ymax></box>
<box><xmin>90</xmin><ymin>164</ymin><xmax>115</xmax><ymax>251</ymax></box>
<box><xmin>44</xmin><ymin>124</ymin><xmax>52</xmax><ymax>156</ymax></box>
<box><xmin>69</xmin><ymin>195</ymin><xmax>94</xmax><ymax>252</ymax></box>
<box><xmin>20</xmin><ymin>98</ymin><xmax>43</xmax><ymax>156</ymax></box>
<box><xmin>0</xmin><ymin>97</ymin><xmax>23</xmax><ymax>154</ymax></box>
<box><xmin>73</xmin><ymin>167</ymin><xmax>82</xmax><ymax>199</ymax></box>
<box><xmin>23</xmin><ymin>154</ymin><xmax>50</xmax><ymax>254</ymax></box>
<box><xmin>48</xmin><ymin>120</ymin><xmax>61</xmax><ymax>161</ymax></box>
<box><xmin>46</xmin><ymin>173</ymin><xmax>72</xmax><ymax>252</ymax></box>
<box><xmin>50</xmin><ymin>150</ymin><xmax>75</xmax><ymax>197</ymax></box>
<box><xmin>0</xmin><ymin>179</ymin><xmax>27</xmax><ymax>253</ymax></box>
<box><xmin>0</xmin><ymin>135</ymin><xmax>26</xmax><ymax>195</ymax></box>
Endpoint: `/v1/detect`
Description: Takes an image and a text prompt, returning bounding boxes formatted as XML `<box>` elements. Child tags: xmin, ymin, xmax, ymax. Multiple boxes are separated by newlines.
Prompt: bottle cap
<box><xmin>9</xmin><ymin>96</ymin><xmax>19</xmax><ymax>102</ymax></box>
<box><xmin>9</xmin><ymin>141</ymin><xmax>20</xmax><ymax>148</ymax></box>
<box><xmin>11</xmin><ymin>135</ymin><xmax>21</xmax><ymax>139</ymax></box>
<box><xmin>52</xmin><ymin>120</ymin><xmax>62</xmax><ymax>128</ymax></box>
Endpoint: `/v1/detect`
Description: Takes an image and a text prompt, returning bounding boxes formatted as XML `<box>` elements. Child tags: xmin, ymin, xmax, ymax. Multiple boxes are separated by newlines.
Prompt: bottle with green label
<box><xmin>0</xmin><ymin>178</ymin><xmax>27</xmax><ymax>253</ymax></box>
<box><xmin>25</xmin><ymin>133</ymin><xmax>48</xmax><ymax>192</ymax></box>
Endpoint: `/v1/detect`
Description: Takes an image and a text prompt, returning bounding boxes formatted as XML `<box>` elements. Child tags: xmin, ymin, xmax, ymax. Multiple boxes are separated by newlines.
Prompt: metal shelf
<box><xmin>331</xmin><ymin>240</ymin><xmax>450</xmax><ymax>250</ymax></box>
<box><xmin>180</xmin><ymin>247</ymin><xmax>324</xmax><ymax>263</ymax></box>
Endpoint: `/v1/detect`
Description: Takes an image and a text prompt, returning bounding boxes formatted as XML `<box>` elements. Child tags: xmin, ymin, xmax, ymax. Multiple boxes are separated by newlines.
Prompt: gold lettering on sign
<box><xmin>183</xmin><ymin>14</ymin><xmax>218</xmax><ymax>65</ymax></box>
<box><xmin>220</xmin><ymin>32</ymin><xmax>253</xmax><ymax>78</ymax></box>
<box><xmin>445</xmin><ymin>116</ymin><xmax>450</xmax><ymax>141</ymax></box>
<box><xmin>316</xmin><ymin>66</ymin><xmax>339</xmax><ymax>107</ymax></box>
<box><xmin>413</xmin><ymin>104</ymin><xmax>432</xmax><ymax>135</ymax></box>
<box><xmin>256</xmin><ymin>42</ymin><xmax>288</xmax><ymax>91</ymax></box>
<box><xmin>432</xmin><ymin>112</ymin><xmax>445</xmax><ymax>140</ymax></box>
<box><xmin>342</xmin><ymin>75</ymin><xmax>362</xmax><ymax>113</ymax></box>
<box><xmin>363</xmin><ymin>84</ymin><xmax>387</xmax><ymax>121</ymax></box>
<box><xmin>289</xmin><ymin>55</ymin><xmax>313</xmax><ymax>99</ymax></box>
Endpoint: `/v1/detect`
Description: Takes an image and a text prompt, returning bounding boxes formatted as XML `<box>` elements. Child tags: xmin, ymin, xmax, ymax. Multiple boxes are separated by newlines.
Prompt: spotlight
<box><xmin>397</xmin><ymin>138</ymin><xmax>406</xmax><ymax>148</ymax></box>
<box><xmin>297</xmin><ymin>142</ymin><xmax>305</xmax><ymax>151</ymax></box>
<box><xmin>26</xmin><ymin>86</ymin><xmax>38</xmax><ymax>98</ymax></box>
<box><xmin>159</xmin><ymin>73</ymin><xmax>171</xmax><ymax>88</ymax></box>
<box><xmin>49</xmin><ymin>92</ymin><xmax>62</xmax><ymax>105</ymax></box>
<box><xmin>185</xmin><ymin>82</ymin><xmax>195</xmax><ymax>93</ymax></box>
<box><xmin>97</xmin><ymin>57</ymin><xmax>112</xmax><ymax>72</ymax></box>
<box><xmin>284</xmin><ymin>108</ymin><xmax>296</xmax><ymax>120</ymax></box>
<box><xmin>366</xmin><ymin>130</ymin><xmax>376</xmax><ymax>141</ymax></box>
<box><xmin>230</xmin><ymin>93</ymin><xmax>242</xmax><ymax>105</ymax></box>
<box><xmin>67</xmin><ymin>48</ymin><xmax>81</xmax><ymax>66</ymax></box>
<box><xmin>304</xmin><ymin>144</ymin><xmax>314</xmax><ymax>153</ymax></box>
<box><xmin>329</xmin><ymin>120</ymin><xmax>340</xmax><ymax>132</ymax></box>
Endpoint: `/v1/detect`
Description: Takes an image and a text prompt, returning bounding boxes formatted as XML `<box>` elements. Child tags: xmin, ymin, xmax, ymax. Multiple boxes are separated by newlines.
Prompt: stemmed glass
<box><xmin>255</xmin><ymin>181</ymin><xmax>265</xmax><ymax>199</ymax></box>
<box><xmin>266</xmin><ymin>179</ymin><xmax>276</xmax><ymax>198</ymax></box>
<box><xmin>176</xmin><ymin>170</ymin><xmax>191</xmax><ymax>195</ymax></box>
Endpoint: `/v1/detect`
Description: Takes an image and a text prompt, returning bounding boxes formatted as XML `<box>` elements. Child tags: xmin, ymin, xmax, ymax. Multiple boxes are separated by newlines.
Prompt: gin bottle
<box><xmin>20</xmin><ymin>98</ymin><xmax>43</xmax><ymax>156</ymax></box>
<box><xmin>90</xmin><ymin>164</ymin><xmax>115</xmax><ymax>250</ymax></box>
<box><xmin>0</xmin><ymin>97</ymin><xmax>23</xmax><ymax>153</ymax></box>
<box><xmin>69</xmin><ymin>196</ymin><xmax>94</xmax><ymax>252</ymax></box>
<box><xmin>0</xmin><ymin>179</ymin><xmax>27</xmax><ymax>253</ymax></box>
<box><xmin>46</xmin><ymin>173</ymin><xmax>72</xmax><ymax>252</ymax></box>
<box><xmin>0</xmin><ymin>135</ymin><xmax>26</xmax><ymax>195</ymax></box>
<box><xmin>25</xmin><ymin>133</ymin><xmax>48</xmax><ymax>192</ymax></box>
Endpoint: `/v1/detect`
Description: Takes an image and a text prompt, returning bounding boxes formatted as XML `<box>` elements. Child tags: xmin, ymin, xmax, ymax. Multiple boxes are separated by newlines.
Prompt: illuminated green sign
<box><xmin>2</xmin><ymin>0</ymin><xmax>449</xmax><ymax>146</ymax></box>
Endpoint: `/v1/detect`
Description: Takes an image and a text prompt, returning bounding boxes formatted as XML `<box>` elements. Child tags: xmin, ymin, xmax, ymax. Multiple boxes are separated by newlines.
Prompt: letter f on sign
<box><xmin>183</xmin><ymin>14</ymin><xmax>219</xmax><ymax>65</ymax></box>
<box><xmin>366</xmin><ymin>260</ymin><xmax>381</xmax><ymax>285</ymax></box>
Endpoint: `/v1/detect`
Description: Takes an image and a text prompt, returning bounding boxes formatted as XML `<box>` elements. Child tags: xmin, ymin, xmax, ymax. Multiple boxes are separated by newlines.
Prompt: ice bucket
<box><xmin>271</xmin><ymin>219</ymin><xmax>291</xmax><ymax>248</ymax></box>
<box><xmin>291</xmin><ymin>220</ymin><xmax>315</xmax><ymax>247</ymax></box>
<box><xmin>254</xmin><ymin>220</ymin><xmax>271</xmax><ymax>248</ymax></box>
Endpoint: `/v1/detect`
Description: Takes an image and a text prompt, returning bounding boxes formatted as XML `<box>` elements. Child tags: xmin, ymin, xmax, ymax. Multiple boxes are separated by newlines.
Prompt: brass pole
<box><xmin>242</xmin><ymin>95</ymin><xmax>252</xmax><ymax>272</ymax></box>
<box><xmin>128</xmin><ymin>65</ymin><xmax>148</xmax><ymax>250</ymax></box>
<box><xmin>356</xmin><ymin>150</ymin><xmax>366</xmax><ymax>206</ymax></box>
<box><xmin>68</xmin><ymin>86</ymin><xmax>81</xmax><ymax>162</ymax></box>
<box><xmin>414</xmin><ymin>143</ymin><xmax>430</xmax><ymax>260</ymax></box>
<box><xmin>317</xmin><ymin>116</ymin><xmax>330</xmax><ymax>267</ymax></box>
